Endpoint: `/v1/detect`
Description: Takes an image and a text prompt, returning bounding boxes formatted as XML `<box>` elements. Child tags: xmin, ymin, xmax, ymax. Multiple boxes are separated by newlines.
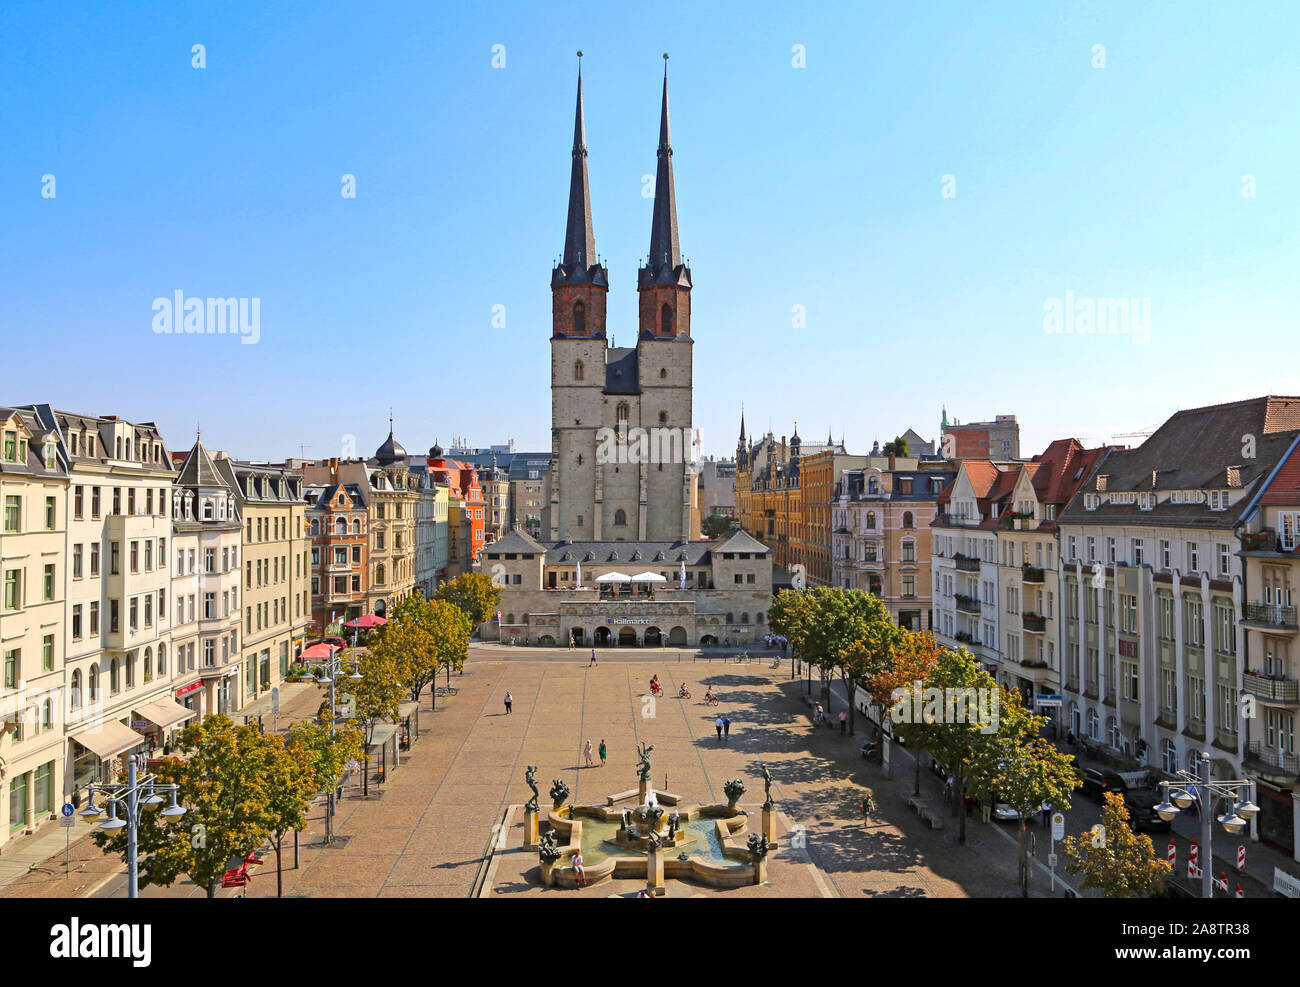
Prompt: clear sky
<box><xmin>3</xmin><ymin>1</ymin><xmax>1297</xmax><ymax>462</ymax></box>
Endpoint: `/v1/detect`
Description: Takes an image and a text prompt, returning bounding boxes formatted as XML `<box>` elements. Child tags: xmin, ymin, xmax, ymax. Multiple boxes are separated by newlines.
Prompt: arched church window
<box><xmin>661</xmin><ymin>304</ymin><xmax>673</xmax><ymax>335</ymax></box>
<box><xmin>573</xmin><ymin>302</ymin><xmax>585</xmax><ymax>335</ymax></box>
<box><xmin>616</xmin><ymin>402</ymin><xmax>629</xmax><ymax>422</ymax></box>
<box><xmin>659</xmin><ymin>368</ymin><xmax>667</xmax><ymax>379</ymax></box>
<box><xmin>614</xmin><ymin>509</ymin><xmax>627</xmax><ymax>526</ymax></box>
<box><xmin>574</xmin><ymin>360</ymin><xmax>584</xmax><ymax>381</ymax></box>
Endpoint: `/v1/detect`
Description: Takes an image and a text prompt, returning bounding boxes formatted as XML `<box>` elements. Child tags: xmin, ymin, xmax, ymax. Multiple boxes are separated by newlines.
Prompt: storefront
<box><xmin>176</xmin><ymin>680</ymin><xmax>204</xmax><ymax>719</ymax></box>
<box><xmin>70</xmin><ymin>720</ymin><xmax>146</xmax><ymax>791</ymax></box>
<box><xmin>134</xmin><ymin>698</ymin><xmax>197</xmax><ymax>755</ymax></box>
<box><xmin>1256</xmin><ymin>781</ymin><xmax>1296</xmax><ymax>858</ymax></box>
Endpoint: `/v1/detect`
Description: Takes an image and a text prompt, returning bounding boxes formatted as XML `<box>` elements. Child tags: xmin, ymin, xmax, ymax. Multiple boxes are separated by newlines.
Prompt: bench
<box><xmin>904</xmin><ymin>794</ymin><xmax>944</xmax><ymax>830</ymax></box>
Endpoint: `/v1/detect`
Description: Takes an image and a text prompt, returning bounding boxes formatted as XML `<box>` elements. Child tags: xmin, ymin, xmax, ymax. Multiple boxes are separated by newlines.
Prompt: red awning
<box><xmin>344</xmin><ymin>614</ymin><xmax>388</xmax><ymax>629</ymax></box>
<box><xmin>300</xmin><ymin>643</ymin><xmax>336</xmax><ymax>660</ymax></box>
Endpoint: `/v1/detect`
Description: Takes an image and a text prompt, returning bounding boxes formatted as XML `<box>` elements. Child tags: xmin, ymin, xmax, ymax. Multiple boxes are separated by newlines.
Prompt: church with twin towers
<box><xmin>546</xmin><ymin>58</ymin><xmax>698</xmax><ymax>543</ymax></box>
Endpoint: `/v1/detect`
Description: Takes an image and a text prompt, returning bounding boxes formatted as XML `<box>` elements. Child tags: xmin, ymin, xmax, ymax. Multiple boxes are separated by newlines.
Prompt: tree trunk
<box><xmin>430</xmin><ymin>682</ymin><xmax>437</xmax><ymax>711</ymax></box>
<box><xmin>275</xmin><ymin>835</ymin><xmax>284</xmax><ymax>898</ymax></box>
<box><xmin>956</xmin><ymin>764</ymin><xmax>967</xmax><ymax>844</ymax></box>
<box><xmin>842</xmin><ymin>675</ymin><xmax>855</xmax><ymax>735</ymax></box>
<box><xmin>207</xmin><ymin>879</ymin><xmax>216</xmax><ymax>899</ymax></box>
<box><xmin>1018</xmin><ymin>817</ymin><xmax>1029</xmax><ymax>897</ymax></box>
<box><xmin>913</xmin><ymin>753</ymin><xmax>921</xmax><ymax>797</ymax></box>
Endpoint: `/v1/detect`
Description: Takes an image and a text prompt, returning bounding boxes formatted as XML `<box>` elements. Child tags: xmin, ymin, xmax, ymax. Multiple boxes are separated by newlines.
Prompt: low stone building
<box><xmin>481</xmin><ymin>527</ymin><xmax>773</xmax><ymax>648</ymax></box>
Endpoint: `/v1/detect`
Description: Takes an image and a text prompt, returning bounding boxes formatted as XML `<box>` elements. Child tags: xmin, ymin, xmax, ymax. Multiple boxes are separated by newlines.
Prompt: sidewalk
<box><xmin>0</xmin><ymin>674</ymin><xmax>354</xmax><ymax>896</ymax></box>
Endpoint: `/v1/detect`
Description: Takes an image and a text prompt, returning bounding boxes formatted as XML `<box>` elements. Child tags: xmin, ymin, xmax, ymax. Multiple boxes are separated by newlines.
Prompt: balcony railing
<box><xmin>1242</xmin><ymin>671</ymin><xmax>1300</xmax><ymax>704</ymax></box>
<box><xmin>954</xmin><ymin>554</ymin><xmax>980</xmax><ymax>572</ymax></box>
<box><xmin>1022</xmin><ymin>612</ymin><xmax>1047</xmax><ymax>633</ymax></box>
<box><xmin>1245</xmin><ymin>741</ymin><xmax>1300</xmax><ymax>778</ymax></box>
<box><xmin>1242</xmin><ymin>602</ymin><xmax>1298</xmax><ymax>629</ymax></box>
<box><xmin>1022</xmin><ymin>565</ymin><xmax>1045</xmax><ymax>583</ymax></box>
<box><xmin>954</xmin><ymin>594</ymin><xmax>981</xmax><ymax>614</ymax></box>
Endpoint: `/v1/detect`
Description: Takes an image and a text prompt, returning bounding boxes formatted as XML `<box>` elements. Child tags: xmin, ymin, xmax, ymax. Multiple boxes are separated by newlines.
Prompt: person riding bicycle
<box><xmin>650</xmin><ymin>675</ymin><xmax>660</xmax><ymax>695</ymax></box>
<box><xmin>704</xmin><ymin>686</ymin><xmax>718</xmax><ymax>705</ymax></box>
<box><xmin>678</xmin><ymin>683</ymin><xmax>691</xmax><ymax>699</ymax></box>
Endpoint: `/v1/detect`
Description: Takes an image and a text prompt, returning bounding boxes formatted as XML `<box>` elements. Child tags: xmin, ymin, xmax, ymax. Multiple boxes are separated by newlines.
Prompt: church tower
<box><xmin>549</xmin><ymin>62</ymin><xmax>608</xmax><ymax>540</ymax></box>
<box><xmin>548</xmin><ymin>58</ymin><xmax>695</xmax><ymax>543</ymax></box>
<box><xmin>635</xmin><ymin>57</ymin><xmax>694</xmax><ymax>541</ymax></box>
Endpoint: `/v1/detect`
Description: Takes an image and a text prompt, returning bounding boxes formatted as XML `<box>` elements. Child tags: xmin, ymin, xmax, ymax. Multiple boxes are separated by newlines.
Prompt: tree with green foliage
<box><xmin>287</xmin><ymin>715</ymin><xmax>363</xmax><ymax>847</ymax></box>
<box><xmin>882</xmin><ymin>436</ymin><xmax>910</xmax><ymax>457</ymax></box>
<box><xmin>371</xmin><ymin>593</ymin><xmax>470</xmax><ymax>706</ymax></box>
<box><xmin>899</xmin><ymin>647</ymin><xmax>1003</xmax><ymax>845</ymax></box>
<box><xmin>768</xmin><ymin>589</ymin><xmax>816</xmax><ymax>691</ymax></box>
<box><xmin>432</xmin><ymin>571</ymin><xmax>501</xmax><ymax>628</ymax></box>
<box><xmin>257</xmin><ymin>733</ymin><xmax>319</xmax><ymax>898</ymax></box>
<box><xmin>92</xmin><ymin>715</ymin><xmax>274</xmax><ymax>898</ymax></box>
<box><xmin>341</xmin><ymin>646</ymin><xmax>405</xmax><ymax>747</ymax></box>
<box><xmin>974</xmin><ymin>697</ymin><xmax>1080</xmax><ymax>896</ymax></box>
<box><xmin>701</xmin><ymin>514</ymin><xmax>733</xmax><ymax>539</ymax></box>
<box><xmin>1062</xmin><ymin>791</ymin><xmax>1172</xmax><ymax>897</ymax></box>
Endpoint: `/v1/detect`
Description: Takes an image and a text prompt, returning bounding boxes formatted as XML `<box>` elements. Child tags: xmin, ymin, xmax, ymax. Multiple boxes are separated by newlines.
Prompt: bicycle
<box><xmin>678</xmin><ymin>688</ymin><xmax>692</xmax><ymax>700</ymax></box>
<box><xmin>770</xmin><ymin>658</ymin><xmax>782</xmax><ymax>669</ymax></box>
<box><xmin>703</xmin><ymin>693</ymin><xmax>719</xmax><ymax>706</ymax></box>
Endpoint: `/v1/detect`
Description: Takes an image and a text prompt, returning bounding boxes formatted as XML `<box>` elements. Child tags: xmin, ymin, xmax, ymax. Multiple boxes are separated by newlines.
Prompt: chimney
<box><xmin>888</xmin><ymin>453</ymin><xmax>896</xmax><ymax>471</ymax></box>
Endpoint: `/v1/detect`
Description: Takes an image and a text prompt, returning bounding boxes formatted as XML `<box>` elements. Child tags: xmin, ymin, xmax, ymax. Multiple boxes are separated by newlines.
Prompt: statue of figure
<box><xmin>635</xmin><ymin>741</ymin><xmax>654</xmax><ymax>783</ymax></box>
<box><xmin>539</xmin><ymin>832</ymin><xmax>562</xmax><ymax>863</ymax></box>
<box><xmin>621</xmin><ymin>807</ymin><xmax>632</xmax><ymax>830</ymax></box>
<box><xmin>667</xmin><ymin>811</ymin><xmax>679</xmax><ymax>839</ymax></box>
<box><xmin>647</xmin><ymin>806</ymin><xmax>664</xmax><ymax>831</ymax></box>
<box><xmin>524</xmin><ymin>765</ymin><xmax>539</xmax><ymax>814</ymax></box>
<box><xmin>646</xmin><ymin>830</ymin><xmax>662</xmax><ymax>853</ymax></box>
<box><xmin>761</xmin><ymin>763</ymin><xmax>774</xmax><ymax>812</ymax></box>
<box><xmin>747</xmin><ymin>833</ymin><xmax>771</xmax><ymax>859</ymax></box>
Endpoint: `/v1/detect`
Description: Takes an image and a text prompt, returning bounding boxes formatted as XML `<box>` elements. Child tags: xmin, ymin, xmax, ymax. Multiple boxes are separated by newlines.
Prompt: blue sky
<box><xmin>3</xmin><ymin>1</ymin><xmax>1297</xmax><ymax>461</ymax></box>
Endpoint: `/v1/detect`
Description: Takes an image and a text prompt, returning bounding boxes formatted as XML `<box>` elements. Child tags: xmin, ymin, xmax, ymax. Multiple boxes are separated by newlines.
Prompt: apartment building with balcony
<box><xmin>25</xmin><ymin>406</ymin><xmax>191</xmax><ymax>801</ymax></box>
<box><xmin>0</xmin><ymin>408</ymin><xmax>68</xmax><ymax>848</ymax></box>
<box><xmin>831</xmin><ymin>460</ymin><xmax>953</xmax><ymax>631</ymax></box>
<box><xmin>931</xmin><ymin>460</ymin><xmax>1007</xmax><ymax>673</ymax></box>
<box><xmin>1056</xmin><ymin>396</ymin><xmax>1300</xmax><ymax>864</ymax></box>
<box><xmin>169</xmin><ymin>439</ymin><xmax>243</xmax><ymax>718</ymax></box>
<box><xmin>218</xmin><ymin>457</ymin><xmax>310</xmax><ymax>704</ymax></box>
<box><xmin>1234</xmin><ymin>433</ymin><xmax>1300</xmax><ymax>860</ymax></box>
<box><xmin>992</xmin><ymin>439</ymin><xmax>1107</xmax><ymax>709</ymax></box>
<box><xmin>304</xmin><ymin>476</ymin><xmax>369</xmax><ymax>634</ymax></box>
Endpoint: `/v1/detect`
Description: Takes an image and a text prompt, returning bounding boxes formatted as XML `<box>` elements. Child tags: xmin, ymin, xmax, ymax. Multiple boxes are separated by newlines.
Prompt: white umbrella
<box><xmin>595</xmin><ymin>571</ymin><xmax>632</xmax><ymax>583</ymax></box>
<box><xmin>576</xmin><ymin>561</ymin><xmax>582</xmax><ymax>587</ymax></box>
<box><xmin>631</xmin><ymin>571</ymin><xmax>667</xmax><ymax>582</ymax></box>
<box><xmin>679</xmin><ymin>559</ymin><xmax>687</xmax><ymax>589</ymax></box>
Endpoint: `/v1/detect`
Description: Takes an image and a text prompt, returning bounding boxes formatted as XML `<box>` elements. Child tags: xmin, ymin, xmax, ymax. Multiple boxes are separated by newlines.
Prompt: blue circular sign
<box><xmin>61</xmin><ymin>803</ymin><xmax>75</xmax><ymax>817</ymax></box>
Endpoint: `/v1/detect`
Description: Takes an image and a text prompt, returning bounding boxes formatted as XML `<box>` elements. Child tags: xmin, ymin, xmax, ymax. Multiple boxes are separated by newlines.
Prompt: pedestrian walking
<box><xmin>723</xmin><ymin>715</ymin><xmax>731</xmax><ymax>740</ymax></box>
<box><xmin>583</xmin><ymin>739</ymin><xmax>594</xmax><ymax>767</ymax></box>
<box><xmin>715</xmin><ymin>716</ymin><xmax>724</xmax><ymax>742</ymax></box>
<box><xmin>598</xmin><ymin>739</ymin><xmax>607</xmax><ymax>767</ymax></box>
<box><xmin>964</xmin><ymin>794</ymin><xmax>974</xmax><ymax>818</ymax></box>
<box><xmin>839</xmin><ymin>710</ymin><xmax>847</xmax><ymax>735</ymax></box>
<box><xmin>504</xmin><ymin>691</ymin><xmax>513</xmax><ymax>715</ymax></box>
<box><xmin>589</xmin><ymin>648</ymin><xmax>597</xmax><ymax>666</ymax></box>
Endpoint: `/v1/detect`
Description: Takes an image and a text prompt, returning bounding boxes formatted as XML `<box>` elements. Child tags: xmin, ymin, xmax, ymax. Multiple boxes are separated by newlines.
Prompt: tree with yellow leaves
<box><xmin>1062</xmin><ymin>791</ymin><xmax>1172</xmax><ymax>897</ymax></box>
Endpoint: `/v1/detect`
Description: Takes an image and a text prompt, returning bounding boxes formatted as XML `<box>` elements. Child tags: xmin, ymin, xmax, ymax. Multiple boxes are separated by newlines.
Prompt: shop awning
<box><xmin>72</xmin><ymin>720</ymin><xmax>145</xmax><ymax>760</ymax></box>
<box><xmin>135</xmin><ymin>698</ymin><xmax>196</xmax><ymax>731</ymax></box>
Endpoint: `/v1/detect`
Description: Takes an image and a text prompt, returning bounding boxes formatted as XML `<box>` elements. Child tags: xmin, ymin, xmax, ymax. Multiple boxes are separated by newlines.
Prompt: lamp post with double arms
<box><xmin>1154</xmin><ymin>752</ymin><xmax>1259</xmax><ymax>898</ymax></box>
<box><xmin>299</xmin><ymin>644</ymin><xmax>363</xmax><ymax>844</ymax></box>
<box><xmin>80</xmin><ymin>758</ymin><xmax>186</xmax><ymax>899</ymax></box>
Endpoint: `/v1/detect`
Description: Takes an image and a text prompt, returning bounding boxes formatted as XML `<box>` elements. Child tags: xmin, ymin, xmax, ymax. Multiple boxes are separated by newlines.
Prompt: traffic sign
<box><xmin>60</xmin><ymin>814</ymin><xmax>76</xmax><ymax>828</ymax></box>
<box><xmin>61</xmin><ymin>802</ymin><xmax>75</xmax><ymax>818</ymax></box>
<box><xmin>271</xmin><ymin>687</ymin><xmax>280</xmax><ymax>715</ymax></box>
<box><xmin>1034</xmin><ymin>695</ymin><xmax>1063</xmax><ymax>708</ymax></box>
<box><xmin>1051</xmin><ymin>812</ymin><xmax>1065</xmax><ymax>840</ymax></box>
<box><xmin>1048</xmin><ymin>853</ymin><xmax>1058</xmax><ymax>867</ymax></box>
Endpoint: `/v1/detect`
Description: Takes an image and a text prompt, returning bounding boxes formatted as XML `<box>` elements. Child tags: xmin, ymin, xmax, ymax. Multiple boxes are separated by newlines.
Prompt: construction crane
<box><xmin>1111</xmin><ymin>429</ymin><xmax>1155</xmax><ymax>444</ymax></box>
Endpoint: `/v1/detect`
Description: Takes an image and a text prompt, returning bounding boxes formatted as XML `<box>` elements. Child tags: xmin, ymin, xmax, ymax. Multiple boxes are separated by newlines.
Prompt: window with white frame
<box><xmin>1133</xmin><ymin>538</ymin><xmax>1144</xmax><ymax>566</ymax></box>
<box><xmin>1160</xmin><ymin>539</ymin><xmax>1171</xmax><ymax>570</ymax></box>
<box><xmin>1217</xmin><ymin>543</ymin><xmax>1230</xmax><ymax>577</ymax></box>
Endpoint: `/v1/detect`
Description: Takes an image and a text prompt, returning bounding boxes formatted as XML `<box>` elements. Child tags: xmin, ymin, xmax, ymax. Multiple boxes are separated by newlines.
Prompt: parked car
<box><xmin>991</xmin><ymin>799</ymin><xmax>1050</xmax><ymax>823</ymax></box>
<box><xmin>1123</xmin><ymin>790</ymin><xmax>1172</xmax><ymax>833</ymax></box>
<box><xmin>1077</xmin><ymin>767</ymin><xmax>1126</xmax><ymax>803</ymax></box>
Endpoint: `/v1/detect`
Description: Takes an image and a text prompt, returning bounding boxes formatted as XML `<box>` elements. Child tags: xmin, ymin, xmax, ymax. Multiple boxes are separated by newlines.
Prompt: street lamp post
<box><xmin>80</xmin><ymin>757</ymin><xmax>186</xmax><ymax>899</ymax></box>
<box><xmin>299</xmin><ymin>645</ymin><xmax>363</xmax><ymax>845</ymax></box>
<box><xmin>1154</xmin><ymin>752</ymin><xmax>1259</xmax><ymax>898</ymax></box>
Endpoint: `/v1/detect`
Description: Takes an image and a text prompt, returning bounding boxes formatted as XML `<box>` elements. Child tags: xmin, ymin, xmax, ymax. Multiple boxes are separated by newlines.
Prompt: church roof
<box><xmin>604</xmin><ymin>347</ymin><xmax>640</xmax><ymax>394</ymax></box>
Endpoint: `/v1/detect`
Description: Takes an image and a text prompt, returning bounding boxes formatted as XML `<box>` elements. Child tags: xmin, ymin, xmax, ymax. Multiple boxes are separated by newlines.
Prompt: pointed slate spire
<box><xmin>739</xmin><ymin>405</ymin><xmax>746</xmax><ymax>442</ymax></box>
<box><xmin>560</xmin><ymin>56</ymin><xmax>598</xmax><ymax>276</ymax></box>
<box><xmin>641</xmin><ymin>55</ymin><xmax>686</xmax><ymax>285</ymax></box>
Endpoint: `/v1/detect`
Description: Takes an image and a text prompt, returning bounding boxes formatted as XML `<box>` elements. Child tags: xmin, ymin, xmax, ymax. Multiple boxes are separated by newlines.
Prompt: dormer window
<box><xmin>202</xmin><ymin>498</ymin><xmax>214</xmax><ymax>521</ymax></box>
<box><xmin>44</xmin><ymin>442</ymin><xmax>56</xmax><ymax>469</ymax></box>
<box><xmin>1083</xmin><ymin>493</ymin><xmax>1099</xmax><ymax>511</ymax></box>
<box><xmin>183</xmin><ymin>490</ymin><xmax>194</xmax><ymax>519</ymax></box>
